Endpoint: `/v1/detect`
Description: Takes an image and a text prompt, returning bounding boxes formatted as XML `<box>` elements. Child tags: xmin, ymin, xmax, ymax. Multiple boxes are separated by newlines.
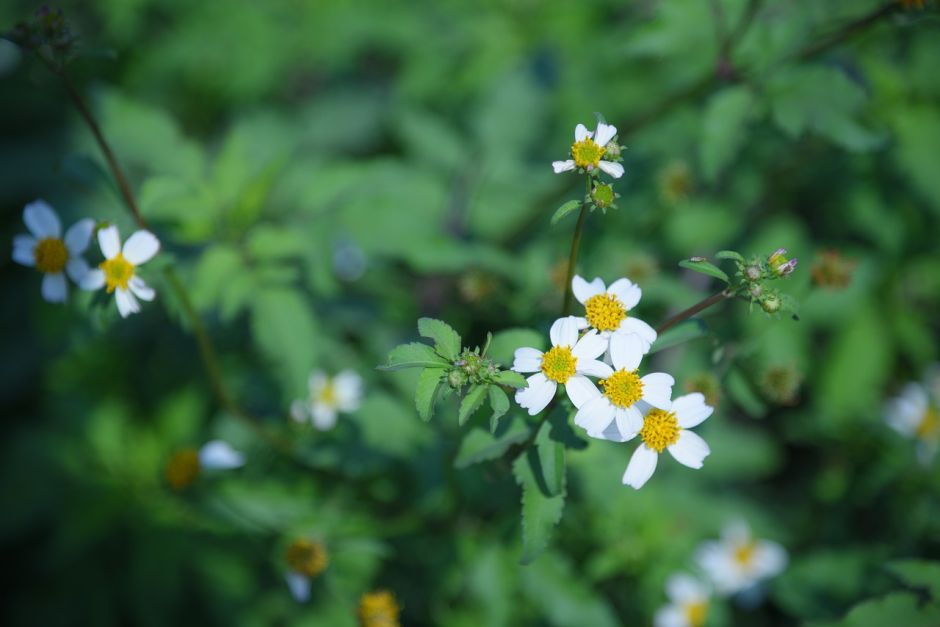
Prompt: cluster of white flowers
<box><xmin>12</xmin><ymin>200</ymin><xmax>160</xmax><ymax>318</ymax></box>
<box><xmin>291</xmin><ymin>369</ymin><xmax>364</xmax><ymax>430</ymax></box>
<box><xmin>655</xmin><ymin>521</ymin><xmax>788</xmax><ymax>627</ymax></box>
<box><xmin>884</xmin><ymin>365</ymin><xmax>939</xmax><ymax>464</ymax></box>
<box><xmin>512</xmin><ymin>275</ymin><xmax>712</xmax><ymax>488</ymax></box>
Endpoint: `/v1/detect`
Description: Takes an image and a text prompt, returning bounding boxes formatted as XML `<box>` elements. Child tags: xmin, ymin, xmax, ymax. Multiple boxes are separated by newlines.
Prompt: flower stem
<box><xmin>655</xmin><ymin>289</ymin><xmax>733</xmax><ymax>335</ymax></box>
<box><xmin>561</xmin><ymin>176</ymin><xmax>592</xmax><ymax>316</ymax></box>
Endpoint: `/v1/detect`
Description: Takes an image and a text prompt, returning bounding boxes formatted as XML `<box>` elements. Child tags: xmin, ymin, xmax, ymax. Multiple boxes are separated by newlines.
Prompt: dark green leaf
<box><xmin>458</xmin><ymin>384</ymin><xmax>489</xmax><ymax>425</ymax></box>
<box><xmin>513</xmin><ymin>442</ymin><xmax>566</xmax><ymax>565</ymax></box>
<box><xmin>417</xmin><ymin>318</ymin><xmax>462</xmax><ymax>360</ymax></box>
<box><xmin>887</xmin><ymin>560</ymin><xmax>940</xmax><ymax>600</ymax></box>
<box><xmin>415</xmin><ymin>368</ymin><xmax>445</xmax><ymax>421</ymax></box>
<box><xmin>488</xmin><ymin>386</ymin><xmax>510</xmax><ymax>432</ymax></box>
<box><xmin>381</xmin><ymin>343</ymin><xmax>449</xmax><ymax>371</ymax></box>
<box><xmin>534</xmin><ymin>420</ymin><xmax>565</xmax><ymax>497</ymax></box>
<box><xmin>823</xmin><ymin>592</ymin><xmax>940</xmax><ymax>627</ymax></box>
<box><xmin>454</xmin><ymin>418</ymin><xmax>528</xmax><ymax>469</ymax></box>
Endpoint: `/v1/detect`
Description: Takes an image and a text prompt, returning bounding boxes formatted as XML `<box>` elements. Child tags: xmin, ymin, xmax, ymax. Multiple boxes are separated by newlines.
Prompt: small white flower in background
<box><xmin>622</xmin><ymin>392</ymin><xmax>713</xmax><ymax>489</ymax></box>
<box><xmin>291</xmin><ymin>369</ymin><xmax>363</xmax><ymax>430</ymax></box>
<box><xmin>655</xmin><ymin>573</ymin><xmax>711</xmax><ymax>627</ymax></box>
<box><xmin>198</xmin><ymin>440</ymin><xmax>246</xmax><ymax>470</ymax></box>
<box><xmin>512</xmin><ymin>316</ymin><xmax>609</xmax><ymax>416</ymax></box>
<box><xmin>552</xmin><ymin>121</ymin><xmax>624</xmax><ymax>178</ymax></box>
<box><xmin>284</xmin><ymin>538</ymin><xmax>329</xmax><ymax>603</ymax></box>
<box><xmin>81</xmin><ymin>224</ymin><xmax>160</xmax><ymax>317</ymax></box>
<box><xmin>885</xmin><ymin>379</ymin><xmax>939</xmax><ymax>464</ymax></box>
<box><xmin>696</xmin><ymin>520</ymin><xmax>788</xmax><ymax>596</ymax></box>
<box><xmin>165</xmin><ymin>440</ymin><xmax>245</xmax><ymax>490</ymax></box>
<box><xmin>574</xmin><ymin>333</ymin><xmax>674</xmax><ymax>440</ymax></box>
<box><xmin>12</xmin><ymin>200</ymin><xmax>94</xmax><ymax>303</ymax></box>
<box><xmin>571</xmin><ymin>275</ymin><xmax>657</xmax><ymax>351</ymax></box>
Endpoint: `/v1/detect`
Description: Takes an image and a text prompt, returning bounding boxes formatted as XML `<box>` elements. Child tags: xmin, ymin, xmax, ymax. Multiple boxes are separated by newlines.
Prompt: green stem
<box><xmin>561</xmin><ymin>176</ymin><xmax>592</xmax><ymax>316</ymax></box>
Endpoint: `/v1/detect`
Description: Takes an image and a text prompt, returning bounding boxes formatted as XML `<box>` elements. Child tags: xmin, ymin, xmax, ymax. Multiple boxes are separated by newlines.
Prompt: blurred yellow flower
<box><xmin>358</xmin><ymin>590</ymin><xmax>400</xmax><ymax>627</ymax></box>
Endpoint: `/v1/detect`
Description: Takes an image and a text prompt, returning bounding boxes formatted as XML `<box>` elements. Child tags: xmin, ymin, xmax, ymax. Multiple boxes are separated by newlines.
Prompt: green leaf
<box><xmin>459</xmin><ymin>384</ymin><xmax>489</xmax><ymax>425</ymax></box>
<box><xmin>700</xmin><ymin>86</ymin><xmax>756</xmax><ymax>182</ymax></box>
<box><xmin>534</xmin><ymin>420</ymin><xmax>566</xmax><ymax>497</ymax></box>
<box><xmin>488</xmin><ymin>386</ymin><xmax>510</xmax><ymax>432</ymax></box>
<box><xmin>678</xmin><ymin>258</ymin><xmax>730</xmax><ymax>283</ymax></box>
<box><xmin>494</xmin><ymin>370</ymin><xmax>527</xmax><ymax>388</ymax></box>
<box><xmin>489</xmin><ymin>328</ymin><xmax>545</xmax><ymax>364</ymax></box>
<box><xmin>415</xmin><ymin>368</ymin><xmax>445</xmax><ymax>421</ymax></box>
<box><xmin>716</xmin><ymin>250</ymin><xmax>744</xmax><ymax>262</ymax></box>
<box><xmin>250</xmin><ymin>288</ymin><xmax>318</xmax><ymax>392</ymax></box>
<box><xmin>417</xmin><ymin>318</ymin><xmax>462</xmax><ymax>360</ymax></box>
<box><xmin>550</xmin><ymin>200</ymin><xmax>582</xmax><ymax>226</ymax></box>
<box><xmin>381</xmin><ymin>343</ymin><xmax>449</xmax><ymax>371</ymax></box>
<box><xmin>649</xmin><ymin>319</ymin><xmax>709</xmax><ymax>355</ymax></box>
<box><xmin>454</xmin><ymin>418</ymin><xmax>528</xmax><ymax>468</ymax></box>
<box><xmin>887</xmin><ymin>560</ymin><xmax>940</xmax><ymax>600</ymax></box>
<box><xmin>822</xmin><ymin>592</ymin><xmax>940</xmax><ymax>627</ymax></box>
<box><xmin>513</xmin><ymin>442</ymin><xmax>566</xmax><ymax>565</ymax></box>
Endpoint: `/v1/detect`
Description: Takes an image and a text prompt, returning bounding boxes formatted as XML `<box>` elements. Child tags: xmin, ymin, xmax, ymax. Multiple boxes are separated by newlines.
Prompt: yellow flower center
<box><xmin>639</xmin><ymin>409</ymin><xmax>681</xmax><ymax>453</ymax></box>
<box><xmin>540</xmin><ymin>345</ymin><xmax>577</xmax><ymax>384</ymax></box>
<box><xmin>684</xmin><ymin>600</ymin><xmax>708</xmax><ymax>627</ymax></box>
<box><xmin>571</xmin><ymin>137</ymin><xmax>606</xmax><ymax>169</ymax></box>
<box><xmin>917</xmin><ymin>407</ymin><xmax>939</xmax><ymax>440</ymax></box>
<box><xmin>285</xmin><ymin>538</ymin><xmax>329</xmax><ymax>577</ymax></box>
<box><xmin>165</xmin><ymin>449</ymin><xmax>200</xmax><ymax>491</ymax></box>
<box><xmin>358</xmin><ymin>590</ymin><xmax>401</xmax><ymax>627</ymax></box>
<box><xmin>100</xmin><ymin>253</ymin><xmax>135</xmax><ymax>293</ymax></box>
<box><xmin>599</xmin><ymin>369</ymin><xmax>643</xmax><ymax>408</ymax></box>
<box><xmin>584</xmin><ymin>292</ymin><xmax>626</xmax><ymax>332</ymax></box>
<box><xmin>33</xmin><ymin>237</ymin><xmax>69</xmax><ymax>274</ymax></box>
<box><xmin>317</xmin><ymin>381</ymin><xmax>338</xmax><ymax>407</ymax></box>
<box><xmin>733</xmin><ymin>540</ymin><xmax>758</xmax><ymax>568</ymax></box>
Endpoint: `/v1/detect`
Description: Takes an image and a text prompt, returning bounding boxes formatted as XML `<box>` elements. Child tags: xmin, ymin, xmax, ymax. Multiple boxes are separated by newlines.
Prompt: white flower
<box><xmin>12</xmin><ymin>200</ymin><xmax>95</xmax><ymax>303</ymax></box>
<box><xmin>622</xmin><ymin>392</ymin><xmax>713</xmax><ymax>489</ymax></box>
<box><xmin>81</xmin><ymin>225</ymin><xmax>160</xmax><ymax>317</ymax></box>
<box><xmin>552</xmin><ymin>122</ymin><xmax>624</xmax><ymax>178</ymax></box>
<box><xmin>571</xmin><ymin>275</ymin><xmax>657</xmax><ymax>351</ymax></box>
<box><xmin>511</xmin><ymin>316</ymin><xmax>609</xmax><ymax>416</ymax></box>
<box><xmin>885</xmin><ymin>381</ymin><xmax>939</xmax><ymax>464</ymax></box>
<box><xmin>696</xmin><ymin>521</ymin><xmax>788</xmax><ymax>596</ymax></box>
<box><xmin>655</xmin><ymin>573</ymin><xmax>711</xmax><ymax>627</ymax></box>
<box><xmin>291</xmin><ymin>369</ymin><xmax>363</xmax><ymax>430</ymax></box>
<box><xmin>574</xmin><ymin>333</ymin><xmax>674</xmax><ymax>440</ymax></box>
<box><xmin>198</xmin><ymin>440</ymin><xmax>246</xmax><ymax>470</ymax></box>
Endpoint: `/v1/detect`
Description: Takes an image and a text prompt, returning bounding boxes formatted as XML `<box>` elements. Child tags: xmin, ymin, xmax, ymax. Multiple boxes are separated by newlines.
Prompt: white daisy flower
<box><xmin>885</xmin><ymin>381</ymin><xmax>939</xmax><ymax>464</ymax></box>
<box><xmin>696</xmin><ymin>521</ymin><xmax>788</xmax><ymax>596</ymax></box>
<box><xmin>574</xmin><ymin>333</ymin><xmax>674</xmax><ymax>440</ymax></box>
<box><xmin>552</xmin><ymin>121</ymin><xmax>624</xmax><ymax>178</ymax></box>
<box><xmin>165</xmin><ymin>440</ymin><xmax>245</xmax><ymax>490</ymax></box>
<box><xmin>571</xmin><ymin>274</ymin><xmax>657</xmax><ymax>352</ymax></box>
<box><xmin>81</xmin><ymin>225</ymin><xmax>160</xmax><ymax>317</ymax></box>
<box><xmin>655</xmin><ymin>573</ymin><xmax>711</xmax><ymax>627</ymax></box>
<box><xmin>284</xmin><ymin>538</ymin><xmax>328</xmax><ymax>603</ymax></box>
<box><xmin>622</xmin><ymin>392</ymin><xmax>713</xmax><ymax>489</ymax></box>
<box><xmin>12</xmin><ymin>200</ymin><xmax>94</xmax><ymax>303</ymax></box>
<box><xmin>511</xmin><ymin>316</ymin><xmax>609</xmax><ymax>416</ymax></box>
<box><xmin>291</xmin><ymin>369</ymin><xmax>363</xmax><ymax>430</ymax></box>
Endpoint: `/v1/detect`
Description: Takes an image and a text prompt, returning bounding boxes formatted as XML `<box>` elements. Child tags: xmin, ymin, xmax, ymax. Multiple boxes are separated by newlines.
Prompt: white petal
<box><xmin>615</xmin><ymin>406</ymin><xmax>644</xmax><ymax>440</ymax></box>
<box><xmin>641</xmin><ymin>373</ymin><xmax>675</xmax><ymax>409</ymax></box>
<box><xmin>668</xmin><ymin>430</ymin><xmax>710</xmax><ymax>469</ymax></box>
<box><xmin>98</xmin><ymin>225</ymin><xmax>122</xmax><ymax>259</ymax></box>
<box><xmin>81</xmin><ymin>268</ymin><xmax>106</xmax><ymax>291</ymax></box>
<box><xmin>513</xmin><ymin>347</ymin><xmax>544</xmax><ymax>373</ymax></box>
<box><xmin>334</xmin><ymin>370</ymin><xmax>363</xmax><ymax>410</ymax></box>
<box><xmin>128</xmin><ymin>276</ymin><xmax>155</xmax><ymax>301</ymax></box>
<box><xmin>312</xmin><ymin>404</ymin><xmax>338</xmax><ymax>430</ymax></box>
<box><xmin>65</xmin><ymin>257</ymin><xmax>90</xmax><ymax>284</ymax></box>
<box><xmin>574</xmin><ymin>123</ymin><xmax>591</xmax><ymax>141</ymax></box>
<box><xmin>623</xmin><ymin>445</ymin><xmax>658</xmax><ymax>489</ymax></box>
<box><xmin>672</xmin><ymin>393</ymin><xmax>713</xmax><ymax>428</ymax></box>
<box><xmin>12</xmin><ymin>235</ymin><xmax>36</xmax><ymax>266</ymax></box>
<box><xmin>609</xmin><ymin>332</ymin><xmax>643</xmax><ymax>371</ymax></box>
<box><xmin>515</xmin><ymin>373</ymin><xmax>556</xmax><ymax>416</ymax></box>
<box><xmin>285</xmin><ymin>572</ymin><xmax>311</xmax><ymax>603</ymax></box>
<box><xmin>723</xmin><ymin>520</ymin><xmax>752</xmax><ymax>544</ymax></box>
<box><xmin>23</xmin><ymin>200</ymin><xmax>61</xmax><ymax>238</ymax></box>
<box><xmin>308</xmin><ymin>371</ymin><xmax>328</xmax><ymax>394</ymax></box>
<box><xmin>198</xmin><ymin>440</ymin><xmax>245</xmax><ymax>469</ymax></box>
<box><xmin>594</xmin><ymin>122</ymin><xmax>617</xmax><ymax>147</ymax></box>
<box><xmin>667</xmin><ymin>573</ymin><xmax>707</xmax><ymax>604</ymax></box>
<box><xmin>574</xmin><ymin>395</ymin><xmax>616</xmax><ymax>435</ymax></box>
<box><xmin>290</xmin><ymin>400</ymin><xmax>309</xmax><ymax>423</ymax></box>
<box><xmin>607</xmin><ymin>277</ymin><xmax>641</xmax><ymax>310</ymax></box>
<box><xmin>115</xmin><ymin>287</ymin><xmax>140</xmax><ymax>317</ymax></box>
<box><xmin>653</xmin><ymin>606</ymin><xmax>686</xmax><ymax>627</ymax></box>
<box><xmin>552</xmin><ymin>160</ymin><xmax>576</xmax><ymax>173</ymax></box>
<box><xmin>41</xmin><ymin>272</ymin><xmax>68</xmax><ymax>303</ymax></box>
<box><xmin>572</xmin><ymin>329</ymin><xmax>607</xmax><ymax>361</ymax></box>
<box><xmin>64</xmin><ymin>218</ymin><xmax>95</xmax><ymax>254</ymax></box>
<box><xmin>754</xmin><ymin>541</ymin><xmax>788</xmax><ymax>578</ymax></box>
<box><xmin>549</xmin><ymin>316</ymin><xmax>580</xmax><ymax>348</ymax></box>
<box><xmin>572</xmin><ymin>275</ymin><xmax>605</xmax><ymax>303</ymax></box>
<box><xmin>598</xmin><ymin>161</ymin><xmax>624</xmax><ymax>178</ymax></box>
<box><xmin>577</xmin><ymin>359</ymin><xmax>614</xmax><ymax>378</ymax></box>
<box><xmin>123</xmin><ymin>230</ymin><xmax>160</xmax><ymax>265</ymax></box>
<box><xmin>620</xmin><ymin>317</ymin><xmax>657</xmax><ymax>350</ymax></box>
<box><xmin>565</xmin><ymin>374</ymin><xmax>600</xmax><ymax>409</ymax></box>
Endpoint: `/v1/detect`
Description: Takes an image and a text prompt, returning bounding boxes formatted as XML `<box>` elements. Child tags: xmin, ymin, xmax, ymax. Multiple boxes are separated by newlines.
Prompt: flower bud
<box><xmin>744</xmin><ymin>265</ymin><xmax>762</xmax><ymax>281</ymax></box>
<box><xmin>760</xmin><ymin>293</ymin><xmax>782</xmax><ymax>314</ymax></box>
<box><xmin>604</xmin><ymin>141</ymin><xmax>622</xmax><ymax>160</ymax></box>
<box><xmin>448</xmin><ymin>369</ymin><xmax>468</xmax><ymax>389</ymax></box>
<box><xmin>768</xmin><ymin>248</ymin><xmax>797</xmax><ymax>276</ymax></box>
<box><xmin>590</xmin><ymin>182</ymin><xmax>616</xmax><ymax>211</ymax></box>
<box><xmin>749</xmin><ymin>284</ymin><xmax>763</xmax><ymax>298</ymax></box>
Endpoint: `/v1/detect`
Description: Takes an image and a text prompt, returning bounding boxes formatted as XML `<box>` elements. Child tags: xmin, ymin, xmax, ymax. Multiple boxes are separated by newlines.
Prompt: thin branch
<box><xmin>656</xmin><ymin>289</ymin><xmax>733</xmax><ymax>335</ymax></box>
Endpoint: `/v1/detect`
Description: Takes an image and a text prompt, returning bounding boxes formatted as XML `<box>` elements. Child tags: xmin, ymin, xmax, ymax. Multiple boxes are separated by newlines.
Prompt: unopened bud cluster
<box><xmin>448</xmin><ymin>347</ymin><xmax>499</xmax><ymax>390</ymax></box>
<box><xmin>8</xmin><ymin>6</ymin><xmax>77</xmax><ymax>66</ymax></box>
<box><xmin>730</xmin><ymin>248</ymin><xmax>799</xmax><ymax>315</ymax></box>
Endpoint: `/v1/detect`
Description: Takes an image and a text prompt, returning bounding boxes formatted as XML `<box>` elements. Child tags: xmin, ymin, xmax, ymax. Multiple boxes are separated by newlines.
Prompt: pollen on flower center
<box><xmin>684</xmin><ymin>600</ymin><xmax>708</xmax><ymax>627</ymax></box>
<box><xmin>917</xmin><ymin>407</ymin><xmax>939</xmax><ymax>440</ymax></box>
<box><xmin>733</xmin><ymin>541</ymin><xmax>757</xmax><ymax>568</ymax></box>
<box><xmin>100</xmin><ymin>253</ymin><xmax>135</xmax><ymax>293</ymax></box>
<box><xmin>285</xmin><ymin>538</ymin><xmax>329</xmax><ymax>577</ymax></box>
<box><xmin>584</xmin><ymin>293</ymin><xmax>626</xmax><ymax>331</ymax></box>
<box><xmin>640</xmin><ymin>409</ymin><xmax>681</xmax><ymax>452</ymax></box>
<box><xmin>318</xmin><ymin>381</ymin><xmax>338</xmax><ymax>406</ymax></box>
<box><xmin>165</xmin><ymin>449</ymin><xmax>200</xmax><ymax>490</ymax></box>
<box><xmin>34</xmin><ymin>237</ymin><xmax>69</xmax><ymax>274</ymax></box>
<box><xmin>600</xmin><ymin>369</ymin><xmax>643</xmax><ymax>408</ymax></box>
<box><xmin>540</xmin><ymin>345</ymin><xmax>577</xmax><ymax>383</ymax></box>
<box><xmin>571</xmin><ymin>138</ymin><xmax>606</xmax><ymax>169</ymax></box>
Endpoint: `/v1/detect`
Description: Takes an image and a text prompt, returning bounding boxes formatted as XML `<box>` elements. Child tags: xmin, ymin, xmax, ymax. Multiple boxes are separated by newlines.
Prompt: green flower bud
<box><xmin>590</xmin><ymin>183</ymin><xmax>616</xmax><ymax>211</ymax></box>
<box><xmin>760</xmin><ymin>293</ymin><xmax>782</xmax><ymax>314</ymax></box>
<box><xmin>448</xmin><ymin>369</ymin><xmax>468</xmax><ymax>389</ymax></box>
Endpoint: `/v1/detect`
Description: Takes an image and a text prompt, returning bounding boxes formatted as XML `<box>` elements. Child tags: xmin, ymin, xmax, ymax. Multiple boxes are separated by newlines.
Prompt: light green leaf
<box><xmin>820</xmin><ymin>592</ymin><xmax>940</xmax><ymax>627</ymax></box>
<box><xmin>381</xmin><ymin>343</ymin><xmax>450</xmax><ymax>371</ymax></box>
<box><xmin>459</xmin><ymin>384</ymin><xmax>489</xmax><ymax>426</ymax></box>
<box><xmin>513</xmin><ymin>442</ymin><xmax>566</xmax><ymax>565</ymax></box>
<box><xmin>700</xmin><ymin>86</ymin><xmax>756</xmax><ymax>182</ymax></box>
<box><xmin>415</xmin><ymin>368</ymin><xmax>445</xmax><ymax>422</ymax></box>
<box><xmin>551</xmin><ymin>200</ymin><xmax>582</xmax><ymax>226</ymax></box>
<box><xmin>649</xmin><ymin>319</ymin><xmax>709</xmax><ymax>355</ymax></box>
<box><xmin>489</xmin><ymin>328</ymin><xmax>545</xmax><ymax>365</ymax></box>
<box><xmin>494</xmin><ymin>370</ymin><xmax>527</xmax><ymax>388</ymax></box>
<box><xmin>488</xmin><ymin>386</ymin><xmax>510</xmax><ymax>432</ymax></box>
<box><xmin>250</xmin><ymin>288</ymin><xmax>317</xmax><ymax>392</ymax></box>
<box><xmin>716</xmin><ymin>250</ymin><xmax>745</xmax><ymax>262</ymax></box>
<box><xmin>887</xmin><ymin>560</ymin><xmax>940</xmax><ymax>600</ymax></box>
<box><xmin>535</xmin><ymin>420</ymin><xmax>565</xmax><ymax>497</ymax></box>
<box><xmin>417</xmin><ymin>318</ymin><xmax>462</xmax><ymax>360</ymax></box>
<box><xmin>454</xmin><ymin>418</ymin><xmax>528</xmax><ymax>469</ymax></box>
<box><xmin>678</xmin><ymin>258</ymin><xmax>730</xmax><ymax>283</ymax></box>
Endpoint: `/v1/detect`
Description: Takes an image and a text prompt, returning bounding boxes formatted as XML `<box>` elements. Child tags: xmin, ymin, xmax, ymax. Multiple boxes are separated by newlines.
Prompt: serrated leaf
<box><xmin>488</xmin><ymin>386</ymin><xmax>510</xmax><ymax>432</ymax></box>
<box><xmin>454</xmin><ymin>418</ymin><xmax>528</xmax><ymax>468</ymax></box>
<box><xmin>678</xmin><ymin>259</ymin><xmax>730</xmax><ymax>283</ymax></box>
<box><xmin>550</xmin><ymin>200</ymin><xmax>582</xmax><ymax>226</ymax></box>
<box><xmin>513</xmin><ymin>443</ymin><xmax>566</xmax><ymax>565</ymax></box>
<box><xmin>458</xmin><ymin>384</ymin><xmax>489</xmax><ymax>425</ymax></box>
<box><xmin>381</xmin><ymin>343</ymin><xmax>449</xmax><ymax>371</ymax></box>
<box><xmin>534</xmin><ymin>420</ymin><xmax>565</xmax><ymax>497</ymax></box>
<box><xmin>887</xmin><ymin>560</ymin><xmax>940</xmax><ymax>600</ymax></box>
<box><xmin>494</xmin><ymin>370</ymin><xmax>527</xmax><ymax>388</ymax></box>
<box><xmin>415</xmin><ymin>368</ymin><xmax>445</xmax><ymax>421</ymax></box>
<box><xmin>649</xmin><ymin>319</ymin><xmax>709</xmax><ymax>355</ymax></box>
<box><xmin>417</xmin><ymin>318</ymin><xmax>462</xmax><ymax>360</ymax></box>
<box><xmin>716</xmin><ymin>250</ymin><xmax>744</xmax><ymax>262</ymax></box>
